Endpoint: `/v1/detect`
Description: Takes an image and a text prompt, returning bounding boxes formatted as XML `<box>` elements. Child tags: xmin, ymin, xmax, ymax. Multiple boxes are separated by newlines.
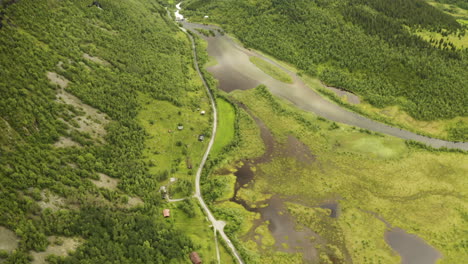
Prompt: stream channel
<box><xmin>178</xmin><ymin>6</ymin><xmax>446</xmax><ymax>263</ymax></box>
<box><xmin>181</xmin><ymin>21</ymin><xmax>468</xmax><ymax>151</ymax></box>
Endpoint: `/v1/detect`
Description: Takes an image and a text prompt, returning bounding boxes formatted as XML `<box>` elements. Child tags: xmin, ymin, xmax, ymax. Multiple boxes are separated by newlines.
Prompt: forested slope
<box><xmin>0</xmin><ymin>0</ymin><xmax>202</xmax><ymax>263</ymax></box>
<box><xmin>183</xmin><ymin>0</ymin><xmax>468</xmax><ymax>133</ymax></box>
<box><xmin>431</xmin><ymin>0</ymin><xmax>468</xmax><ymax>10</ymax></box>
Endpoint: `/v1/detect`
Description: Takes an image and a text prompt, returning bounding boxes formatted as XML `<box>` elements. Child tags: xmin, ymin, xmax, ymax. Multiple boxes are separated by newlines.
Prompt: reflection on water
<box><xmin>319</xmin><ymin>201</ymin><xmax>340</xmax><ymax>218</ymax></box>
<box><xmin>258</xmin><ymin>197</ymin><xmax>318</xmax><ymax>262</ymax></box>
<box><xmin>177</xmin><ymin>8</ymin><xmax>449</xmax><ymax>264</ymax></box>
<box><xmin>181</xmin><ymin>21</ymin><xmax>468</xmax><ymax>150</ymax></box>
<box><xmin>386</xmin><ymin>228</ymin><xmax>442</xmax><ymax>264</ymax></box>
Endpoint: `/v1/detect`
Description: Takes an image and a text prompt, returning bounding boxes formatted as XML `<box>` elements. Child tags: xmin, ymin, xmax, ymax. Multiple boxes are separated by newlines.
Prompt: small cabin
<box><xmin>200</xmin><ymin>110</ymin><xmax>206</xmax><ymax>115</ymax></box>
<box><xmin>198</xmin><ymin>135</ymin><xmax>205</xmax><ymax>142</ymax></box>
<box><xmin>177</xmin><ymin>125</ymin><xmax>184</xmax><ymax>130</ymax></box>
<box><xmin>163</xmin><ymin>209</ymin><xmax>170</xmax><ymax>218</ymax></box>
<box><xmin>189</xmin><ymin>252</ymin><xmax>202</xmax><ymax>264</ymax></box>
<box><xmin>88</xmin><ymin>1</ymin><xmax>102</xmax><ymax>9</ymax></box>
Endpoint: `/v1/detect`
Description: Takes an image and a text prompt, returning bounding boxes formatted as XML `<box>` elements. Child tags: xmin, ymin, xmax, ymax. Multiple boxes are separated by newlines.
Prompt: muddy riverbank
<box><xmin>225</xmin><ymin>108</ymin><xmax>335</xmax><ymax>262</ymax></box>
<box><xmin>182</xmin><ymin>21</ymin><xmax>468</xmax><ymax>150</ymax></box>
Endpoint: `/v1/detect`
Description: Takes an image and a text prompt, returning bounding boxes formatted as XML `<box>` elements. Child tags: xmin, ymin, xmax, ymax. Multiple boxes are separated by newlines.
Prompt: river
<box><xmin>181</xmin><ymin>21</ymin><xmax>468</xmax><ymax>151</ymax></box>
<box><xmin>175</xmin><ymin>4</ymin><xmax>454</xmax><ymax>263</ymax></box>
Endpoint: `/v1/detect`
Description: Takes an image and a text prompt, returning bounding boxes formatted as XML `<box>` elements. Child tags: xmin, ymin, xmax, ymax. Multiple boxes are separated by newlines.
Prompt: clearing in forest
<box><xmin>47</xmin><ymin>71</ymin><xmax>110</xmax><ymax>145</ymax></box>
<box><xmin>31</xmin><ymin>236</ymin><xmax>82</xmax><ymax>264</ymax></box>
<box><xmin>0</xmin><ymin>226</ymin><xmax>19</xmax><ymax>253</ymax></box>
<box><xmin>37</xmin><ymin>190</ymin><xmax>65</xmax><ymax>211</ymax></box>
<box><xmin>91</xmin><ymin>173</ymin><xmax>119</xmax><ymax>190</ymax></box>
<box><xmin>82</xmin><ymin>53</ymin><xmax>111</xmax><ymax>66</ymax></box>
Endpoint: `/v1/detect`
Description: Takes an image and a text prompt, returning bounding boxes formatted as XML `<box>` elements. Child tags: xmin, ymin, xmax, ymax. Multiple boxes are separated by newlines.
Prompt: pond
<box><xmin>386</xmin><ymin>228</ymin><xmax>442</xmax><ymax>264</ymax></box>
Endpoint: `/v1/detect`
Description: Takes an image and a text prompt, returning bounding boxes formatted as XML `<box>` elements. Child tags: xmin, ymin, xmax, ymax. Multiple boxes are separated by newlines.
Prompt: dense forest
<box><xmin>183</xmin><ymin>0</ymin><xmax>468</xmax><ymax>124</ymax></box>
<box><xmin>0</xmin><ymin>0</ymin><xmax>202</xmax><ymax>262</ymax></box>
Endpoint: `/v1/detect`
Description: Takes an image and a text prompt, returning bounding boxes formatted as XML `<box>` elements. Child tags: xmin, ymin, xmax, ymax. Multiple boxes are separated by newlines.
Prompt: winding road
<box><xmin>178</xmin><ymin>24</ymin><xmax>246</xmax><ymax>264</ymax></box>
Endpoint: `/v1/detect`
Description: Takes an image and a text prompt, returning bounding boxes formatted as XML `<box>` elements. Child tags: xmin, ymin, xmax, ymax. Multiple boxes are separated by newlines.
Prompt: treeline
<box><xmin>0</xmin><ymin>0</ymin><xmax>200</xmax><ymax>262</ymax></box>
<box><xmin>183</xmin><ymin>0</ymin><xmax>468</xmax><ymax>124</ymax></box>
<box><xmin>341</xmin><ymin>4</ymin><xmax>461</xmax><ymax>52</ymax></box>
<box><xmin>433</xmin><ymin>0</ymin><xmax>468</xmax><ymax>10</ymax></box>
<box><xmin>350</xmin><ymin>0</ymin><xmax>462</xmax><ymax>31</ymax></box>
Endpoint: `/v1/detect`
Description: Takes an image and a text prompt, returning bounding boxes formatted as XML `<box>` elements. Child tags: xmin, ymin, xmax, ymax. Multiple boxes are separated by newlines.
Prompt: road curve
<box><xmin>180</xmin><ymin>26</ymin><xmax>245</xmax><ymax>264</ymax></box>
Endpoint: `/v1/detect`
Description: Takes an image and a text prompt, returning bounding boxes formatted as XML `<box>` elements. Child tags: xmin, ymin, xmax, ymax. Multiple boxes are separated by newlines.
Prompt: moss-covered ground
<box><xmin>206</xmin><ymin>86</ymin><xmax>468</xmax><ymax>263</ymax></box>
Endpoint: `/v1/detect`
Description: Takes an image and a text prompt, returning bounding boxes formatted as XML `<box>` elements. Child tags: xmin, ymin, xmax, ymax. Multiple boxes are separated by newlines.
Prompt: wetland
<box><xmin>178</xmin><ymin>4</ymin><xmax>466</xmax><ymax>263</ymax></box>
<box><xmin>182</xmin><ymin>21</ymin><xmax>468</xmax><ymax>150</ymax></box>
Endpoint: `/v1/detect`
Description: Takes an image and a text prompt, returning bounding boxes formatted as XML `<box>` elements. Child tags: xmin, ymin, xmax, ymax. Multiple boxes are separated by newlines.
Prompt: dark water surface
<box><xmin>182</xmin><ymin>22</ymin><xmax>468</xmax><ymax>150</ymax></box>
<box><xmin>319</xmin><ymin>201</ymin><xmax>340</xmax><ymax>218</ymax></box>
<box><xmin>182</xmin><ymin>22</ymin><xmax>446</xmax><ymax>262</ymax></box>
<box><xmin>386</xmin><ymin>228</ymin><xmax>442</xmax><ymax>264</ymax></box>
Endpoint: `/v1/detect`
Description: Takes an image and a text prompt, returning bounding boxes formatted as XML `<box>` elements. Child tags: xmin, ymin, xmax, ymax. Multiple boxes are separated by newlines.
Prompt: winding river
<box><xmin>181</xmin><ymin>22</ymin><xmax>468</xmax><ymax>151</ymax></box>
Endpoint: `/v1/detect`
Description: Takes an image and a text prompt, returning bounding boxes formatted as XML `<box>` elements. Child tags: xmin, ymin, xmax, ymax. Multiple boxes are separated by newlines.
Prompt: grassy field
<box><xmin>249</xmin><ymin>56</ymin><xmax>293</xmax><ymax>84</ymax></box>
<box><xmin>167</xmin><ymin>198</ymin><xmax>235</xmax><ymax>264</ymax></box>
<box><xmin>137</xmin><ymin>90</ymin><xmax>211</xmax><ymax>199</ymax></box>
<box><xmin>205</xmin><ymin>86</ymin><xmax>468</xmax><ymax>263</ymax></box>
<box><xmin>212</xmin><ymin>98</ymin><xmax>236</xmax><ymax>156</ymax></box>
<box><xmin>427</xmin><ymin>1</ymin><xmax>468</xmax><ymax>19</ymax></box>
<box><xmin>459</xmin><ymin>19</ymin><xmax>468</xmax><ymax>25</ymax></box>
<box><xmin>137</xmin><ymin>88</ymin><xmax>236</xmax><ymax>263</ymax></box>
<box><xmin>415</xmin><ymin>29</ymin><xmax>468</xmax><ymax>49</ymax></box>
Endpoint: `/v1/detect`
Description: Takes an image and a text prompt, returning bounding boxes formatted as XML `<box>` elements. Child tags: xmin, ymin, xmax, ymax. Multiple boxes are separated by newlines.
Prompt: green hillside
<box><xmin>183</xmin><ymin>0</ymin><xmax>468</xmax><ymax>141</ymax></box>
<box><xmin>0</xmin><ymin>0</ymin><xmax>221</xmax><ymax>263</ymax></box>
<box><xmin>1</xmin><ymin>0</ymin><xmax>467</xmax><ymax>263</ymax></box>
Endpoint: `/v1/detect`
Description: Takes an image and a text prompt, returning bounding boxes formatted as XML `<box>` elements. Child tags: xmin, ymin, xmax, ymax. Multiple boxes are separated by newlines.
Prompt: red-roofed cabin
<box><xmin>189</xmin><ymin>252</ymin><xmax>202</xmax><ymax>264</ymax></box>
<box><xmin>163</xmin><ymin>209</ymin><xmax>170</xmax><ymax>218</ymax></box>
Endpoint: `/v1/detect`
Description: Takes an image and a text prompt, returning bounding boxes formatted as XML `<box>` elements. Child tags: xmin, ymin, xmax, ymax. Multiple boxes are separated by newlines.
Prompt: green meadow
<box><xmin>212</xmin><ymin>98</ymin><xmax>236</xmax><ymax>156</ymax></box>
<box><xmin>137</xmin><ymin>91</ymin><xmax>211</xmax><ymax>199</ymax></box>
<box><xmin>205</xmin><ymin>86</ymin><xmax>468</xmax><ymax>263</ymax></box>
<box><xmin>166</xmin><ymin>198</ymin><xmax>235</xmax><ymax>264</ymax></box>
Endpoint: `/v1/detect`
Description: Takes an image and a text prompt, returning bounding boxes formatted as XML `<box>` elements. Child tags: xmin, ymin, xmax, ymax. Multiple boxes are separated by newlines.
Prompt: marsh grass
<box><xmin>209</xmin><ymin>87</ymin><xmax>468</xmax><ymax>263</ymax></box>
<box><xmin>249</xmin><ymin>57</ymin><xmax>293</xmax><ymax>84</ymax></box>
